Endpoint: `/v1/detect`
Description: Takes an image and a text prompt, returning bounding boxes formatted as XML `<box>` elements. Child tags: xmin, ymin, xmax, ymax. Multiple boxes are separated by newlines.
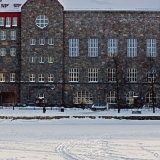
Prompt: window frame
<box><xmin>10</xmin><ymin>73</ymin><xmax>15</xmax><ymax>82</ymax></box>
<box><xmin>108</xmin><ymin>39</ymin><xmax>118</xmax><ymax>57</ymax></box>
<box><xmin>39</xmin><ymin>39</ymin><xmax>45</xmax><ymax>45</ymax></box>
<box><xmin>35</xmin><ymin>15</ymin><xmax>49</xmax><ymax>29</ymax></box>
<box><xmin>6</xmin><ymin>17</ymin><xmax>11</xmax><ymax>27</ymax></box>
<box><xmin>12</xmin><ymin>17</ymin><xmax>18</xmax><ymax>26</ymax></box>
<box><xmin>38</xmin><ymin>74</ymin><xmax>45</xmax><ymax>82</ymax></box>
<box><xmin>88</xmin><ymin>39</ymin><xmax>98</xmax><ymax>57</ymax></box>
<box><xmin>10</xmin><ymin>48</ymin><xmax>16</xmax><ymax>56</ymax></box>
<box><xmin>29</xmin><ymin>57</ymin><xmax>36</xmax><ymax>63</ymax></box>
<box><xmin>107</xmin><ymin>68</ymin><xmax>116</xmax><ymax>82</ymax></box>
<box><xmin>127</xmin><ymin>39</ymin><xmax>137</xmax><ymax>57</ymax></box>
<box><xmin>69</xmin><ymin>39</ymin><xmax>79</xmax><ymax>57</ymax></box>
<box><xmin>0</xmin><ymin>48</ymin><xmax>6</xmax><ymax>56</ymax></box>
<box><xmin>127</xmin><ymin>68</ymin><xmax>137</xmax><ymax>82</ymax></box>
<box><xmin>0</xmin><ymin>73</ymin><xmax>5</xmax><ymax>82</ymax></box>
<box><xmin>39</xmin><ymin>57</ymin><xmax>45</xmax><ymax>63</ymax></box>
<box><xmin>146</xmin><ymin>39</ymin><xmax>156</xmax><ymax>57</ymax></box>
<box><xmin>88</xmin><ymin>68</ymin><xmax>98</xmax><ymax>82</ymax></box>
<box><xmin>48</xmin><ymin>74</ymin><xmax>54</xmax><ymax>82</ymax></box>
<box><xmin>1</xmin><ymin>31</ymin><xmax>6</xmax><ymax>40</ymax></box>
<box><xmin>48</xmin><ymin>38</ymin><xmax>54</xmax><ymax>45</ymax></box>
<box><xmin>69</xmin><ymin>68</ymin><xmax>79</xmax><ymax>82</ymax></box>
<box><xmin>0</xmin><ymin>17</ymin><xmax>4</xmax><ymax>26</ymax></box>
<box><xmin>29</xmin><ymin>74</ymin><xmax>35</xmax><ymax>82</ymax></box>
<box><xmin>30</xmin><ymin>39</ymin><xmax>36</xmax><ymax>45</ymax></box>
<box><xmin>47</xmin><ymin>57</ymin><xmax>54</xmax><ymax>63</ymax></box>
<box><xmin>10</xmin><ymin>31</ymin><xmax>16</xmax><ymax>40</ymax></box>
<box><xmin>106</xmin><ymin>91</ymin><xmax>117</xmax><ymax>104</ymax></box>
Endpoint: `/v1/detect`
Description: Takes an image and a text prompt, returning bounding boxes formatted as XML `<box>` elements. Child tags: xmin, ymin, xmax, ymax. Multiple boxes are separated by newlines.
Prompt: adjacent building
<box><xmin>0</xmin><ymin>0</ymin><xmax>160</xmax><ymax>107</ymax></box>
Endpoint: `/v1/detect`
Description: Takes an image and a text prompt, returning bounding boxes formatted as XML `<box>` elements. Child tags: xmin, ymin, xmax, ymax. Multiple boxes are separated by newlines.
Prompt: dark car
<box><xmin>15</xmin><ymin>103</ymin><xmax>25</xmax><ymax>107</ymax></box>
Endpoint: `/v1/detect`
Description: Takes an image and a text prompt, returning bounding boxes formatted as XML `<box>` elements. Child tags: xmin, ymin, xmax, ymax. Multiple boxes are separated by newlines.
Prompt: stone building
<box><xmin>0</xmin><ymin>0</ymin><xmax>160</xmax><ymax>107</ymax></box>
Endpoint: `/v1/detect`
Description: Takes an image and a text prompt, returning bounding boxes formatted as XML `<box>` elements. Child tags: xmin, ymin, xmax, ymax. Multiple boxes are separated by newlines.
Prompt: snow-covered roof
<box><xmin>59</xmin><ymin>0</ymin><xmax>160</xmax><ymax>11</ymax></box>
<box><xmin>0</xmin><ymin>0</ymin><xmax>26</xmax><ymax>12</ymax></box>
<box><xmin>0</xmin><ymin>0</ymin><xmax>160</xmax><ymax>12</ymax></box>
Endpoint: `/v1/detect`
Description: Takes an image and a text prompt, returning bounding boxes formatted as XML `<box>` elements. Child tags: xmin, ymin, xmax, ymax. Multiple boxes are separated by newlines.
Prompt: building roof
<box><xmin>59</xmin><ymin>0</ymin><xmax>160</xmax><ymax>11</ymax></box>
<box><xmin>0</xmin><ymin>0</ymin><xmax>160</xmax><ymax>12</ymax></box>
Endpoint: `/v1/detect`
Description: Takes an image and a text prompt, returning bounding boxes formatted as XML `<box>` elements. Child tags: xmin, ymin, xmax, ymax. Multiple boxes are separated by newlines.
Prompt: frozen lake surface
<box><xmin>0</xmin><ymin>108</ymin><xmax>160</xmax><ymax>160</ymax></box>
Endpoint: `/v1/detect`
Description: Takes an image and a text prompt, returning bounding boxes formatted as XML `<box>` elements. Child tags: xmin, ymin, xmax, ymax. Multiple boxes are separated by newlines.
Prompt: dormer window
<box><xmin>1</xmin><ymin>4</ymin><xmax>9</xmax><ymax>8</ymax></box>
<box><xmin>13</xmin><ymin>4</ymin><xmax>21</xmax><ymax>9</ymax></box>
<box><xmin>12</xmin><ymin>17</ymin><xmax>17</xmax><ymax>26</ymax></box>
<box><xmin>6</xmin><ymin>17</ymin><xmax>11</xmax><ymax>27</ymax></box>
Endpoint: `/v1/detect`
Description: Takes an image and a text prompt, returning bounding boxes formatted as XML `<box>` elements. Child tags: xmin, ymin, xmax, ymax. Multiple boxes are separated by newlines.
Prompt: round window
<box><xmin>35</xmin><ymin>15</ymin><xmax>49</xmax><ymax>29</ymax></box>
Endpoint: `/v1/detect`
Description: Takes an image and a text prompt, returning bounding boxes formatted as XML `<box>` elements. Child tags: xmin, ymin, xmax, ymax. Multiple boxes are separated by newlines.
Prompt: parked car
<box><xmin>15</xmin><ymin>103</ymin><xmax>26</xmax><ymax>107</ymax></box>
<box><xmin>91</xmin><ymin>104</ymin><xmax>107</xmax><ymax>111</ymax></box>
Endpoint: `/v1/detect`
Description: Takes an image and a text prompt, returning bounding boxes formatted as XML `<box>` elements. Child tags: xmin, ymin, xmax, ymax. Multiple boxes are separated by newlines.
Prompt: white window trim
<box><xmin>29</xmin><ymin>74</ymin><xmax>35</xmax><ymax>82</ymax></box>
<box><xmin>107</xmin><ymin>68</ymin><xmax>116</xmax><ymax>82</ymax></box>
<box><xmin>48</xmin><ymin>38</ymin><xmax>54</xmax><ymax>45</ymax></box>
<box><xmin>38</xmin><ymin>74</ymin><xmax>45</xmax><ymax>82</ymax></box>
<box><xmin>29</xmin><ymin>57</ymin><xmax>36</xmax><ymax>63</ymax></box>
<box><xmin>39</xmin><ymin>57</ymin><xmax>45</xmax><ymax>63</ymax></box>
<box><xmin>69</xmin><ymin>39</ymin><xmax>79</xmax><ymax>57</ymax></box>
<box><xmin>1</xmin><ymin>31</ymin><xmax>6</xmax><ymax>40</ymax></box>
<box><xmin>0</xmin><ymin>17</ymin><xmax>4</xmax><ymax>26</ymax></box>
<box><xmin>108</xmin><ymin>39</ymin><xmax>118</xmax><ymax>57</ymax></box>
<box><xmin>0</xmin><ymin>73</ymin><xmax>5</xmax><ymax>82</ymax></box>
<box><xmin>146</xmin><ymin>39</ymin><xmax>156</xmax><ymax>57</ymax></box>
<box><xmin>47</xmin><ymin>57</ymin><xmax>54</xmax><ymax>63</ymax></box>
<box><xmin>69</xmin><ymin>68</ymin><xmax>79</xmax><ymax>82</ymax></box>
<box><xmin>106</xmin><ymin>91</ymin><xmax>117</xmax><ymax>104</ymax></box>
<box><xmin>39</xmin><ymin>39</ymin><xmax>45</xmax><ymax>45</ymax></box>
<box><xmin>88</xmin><ymin>39</ymin><xmax>98</xmax><ymax>57</ymax></box>
<box><xmin>88</xmin><ymin>68</ymin><xmax>98</xmax><ymax>82</ymax></box>
<box><xmin>127</xmin><ymin>39</ymin><xmax>137</xmax><ymax>57</ymax></box>
<box><xmin>10</xmin><ymin>73</ymin><xmax>15</xmax><ymax>82</ymax></box>
<box><xmin>12</xmin><ymin>17</ymin><xmax>17</xmax><ymax>26</ymax></box>
<box><xmin>11</xmin><ymin>31</ymin><xmax>16</xmax><ymax>40</ymax></box>
<box><xmin>127</xmin><ymin>68</ymin><xmax>137</xmax><ymax>82</ymax></box>
<box><xmin>30</xmin><ymin>39</ymin><xmax>36</xmax><ymax>45</ymax></box>
<box><xmin>35</xmin><ymin>15</ymin><xmax>49</xmax><ymax>29</ymax></box>
<box><xmin>48</xmin><ymin>74</ymin><xmax>54</xmax><ymax>82</ymax></box>
<box><xmin>6</xmin><ymin>17</ymin><xmax>11</xmax><ymax>27</ymax></box>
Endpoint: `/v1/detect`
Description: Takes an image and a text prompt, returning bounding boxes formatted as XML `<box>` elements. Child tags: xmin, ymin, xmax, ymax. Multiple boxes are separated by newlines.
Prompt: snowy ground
<box><xmin>0</xmin><ymin>108</ymin><xmax>160</xmax><ymax>160</ymax></box>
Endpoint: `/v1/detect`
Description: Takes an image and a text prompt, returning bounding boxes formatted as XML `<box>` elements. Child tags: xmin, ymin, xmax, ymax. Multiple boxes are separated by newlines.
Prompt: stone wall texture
<box><xmin>1</xmin><ymin>0</ymin><xmax>160</xmax><ymax>107</ymax></box>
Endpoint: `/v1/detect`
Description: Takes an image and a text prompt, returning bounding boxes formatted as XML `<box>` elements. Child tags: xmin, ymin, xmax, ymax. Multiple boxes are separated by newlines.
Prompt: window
<box><xmin>29</xmin><ymin>74</ymin><xmax>35</xmax><ymax>82</ymax></box>
<box><xmin>127</xmin><ymin>68</ymin><xmax>137</xmax><ymax>82</ymax></box>
<box><xmin>146</xmin><ymin>92</ymin><xmax>156</xmax><ymax>104</ymax></box>
<box><xmin>39</xmin><ymin>39</ymin><xmax>45</xmax><ymax>45</ymax></box>
<box><xmin>30</xmin><ymin>39</ymin><xmax>36</xmax><ymax>45</ymax></box>
<box><xmin>126</xmin><ymin>91</ymin><xmax>137</xmax><ymax>104</ymax></box>
<box><xmin>0</xmin><ymin>17</ymin><xmax>4</xmax><ymax>26</ymax></box>
<box><xmin>39</xmin><ymin>57</ymin><xmax>45</xmax><ymax>63</ymax></box>
<box><xmin>88</xmin><ymin>68</ymin><xmax>98</xmax><ymax>82</ymax></box>
<box><xmin>10</xmin><ymin>48</ymin><xmax>16</xmax><ymax>56</ymax></box>
<box><xmin>48</xmin><ymin>74</ymin><xmax>54</xmax><ymax>82</ymax></box>
<box><xmin>47</xmin><ymin>57</ymin><xmax>54</xmax><ymax>63</ymax></box>
<box><xmin>11</xmin><ymin>31</ymin><xmax>16</xmax><ymax>40</ymax></box>
<box><xmin>108</xmin><ymin>39</ymin><xmax>118</xmax><ymax>56</ymax></box>
<box><xmin>106</xmin><ymin>91</ymin><xmax>117</xmax><ymax>104</ymax></box>
<box><xmin>6</xmin><ymin>17</ymin><xmax>11</xmax><ymax>27</ymax></box>
<box><xmin>0</xmin><ymin>48</ymin><xmax>6</xmax><ymax>56</ymax></box>
<box><xmin>48</xmin><ymin>39</ymin><xmax>54</xmax><ymax>45</ymax></box>
<box><xmin>107</xmin><ymin>68</ymin><xmax>116</xmax><ymax>82</ymax></box>
<box><xmin>69</xmin><ymin>39</ymin><xmax>79</xmax><ymax>57</ymax></box>
<box><xmin>29</xmin><ymin>57</ymin><xmax>36</xmax><ymax>63</ymax></box>
<box><xmin>147</xmin><ymin>69</ymin><xmax>156</xmax><ymax>82</ymax></box>
<box><xmin>88</xmin><ymin>39</ymin><xmax>98</xmax><ymax>57</ymax></box>
<box><xmin>0</xmin><ymin>73</ymin><xmax>5</xmax><ymax>82</ymax></box>
<box><xmin>38</xmin><ymin>74</ymin><xmax>44</xmax><ymax>82</ymax></box>
<box><xmin>10</xmin><ymin>73</ymin><xmax>15</xmax><ymax>82</ymax></box>
<box><xmin>69</xmin><ymin>68</ymin><xmax>79</xmax><ymax>82</ymax></box>
<box><xmin>12</xmin><ymin>17</ymin><xmax>17</xmax><ymax>26</ymax></box>
<box><xmin>73</xmin><ymin>90</ymin><xmax>93</xmax><ymax>104</ymax></box>
<box><xmin>35</xmin><ymin>15</ymin><xmax>49</xmax><ymax>29</ymax></box>
<box><xmin>0</xmin><ymin>31</ymin><xmax>6</xmax><ymax>40</ymax></box>
<box><xmin>146</xmin><ymin>39</ymin><xmax>156</xmax><ymax>57</ymax></box>
<box><xmin>127</xmin><ymin>39</ymin><xmax>137</xmax><ymax>57</ymax></box>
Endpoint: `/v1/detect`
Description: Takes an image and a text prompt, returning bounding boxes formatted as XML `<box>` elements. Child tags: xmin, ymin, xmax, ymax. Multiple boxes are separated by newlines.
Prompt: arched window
<box><xmin>126</xmin><ymin>91</ymin><xmax>137</xmax><ymax>104</ymax></box>
<box><xmin>106</xmin><ymin>91</ymin><xmax>117</xmax><ymax>104</ymax></box>
<box><xmin>73</xmin><ymin>90</ymin><xmax>93</xmax><ymax>104</ymax></box>
<box><xmin>35</xmin><ymin>15</ymin><xmax>49</xmax><ymax>29</ymax></box>
<box><xmin>145</xmin><ymin>92</ymin><xmax>156</xmax><ymax>104</ymax></box>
